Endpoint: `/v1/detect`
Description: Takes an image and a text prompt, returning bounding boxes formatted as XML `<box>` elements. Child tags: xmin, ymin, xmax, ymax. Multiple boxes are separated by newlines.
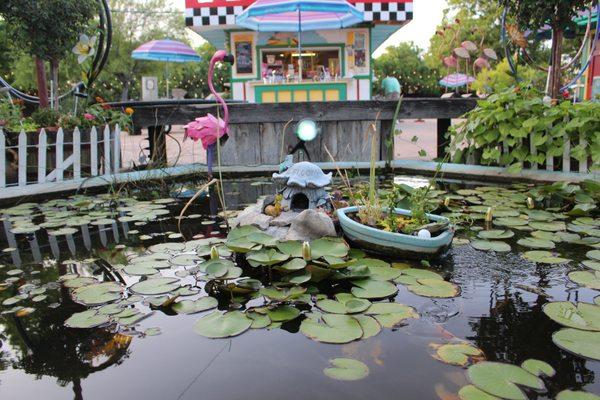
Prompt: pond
<box><xmin>0</xmin><ymin>176</ymin><xmax>598</xmax><ymax>400</ymax></box>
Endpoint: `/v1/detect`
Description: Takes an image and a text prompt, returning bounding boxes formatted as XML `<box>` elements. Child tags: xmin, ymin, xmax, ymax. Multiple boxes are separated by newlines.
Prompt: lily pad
<box><xmin>582</xmin><ymin>260</ymin><xmax>600</xmax><ymax>271</ymax></box>
<box><xmin>64</xmin><ymin>310</ymin><xmax>110</xmax><ymax>328</ymax></box>
<box><xmin>406</xmin><ymin>278</ymin><xmax>460</xmax><ymax>298</ymax></box>
<box><xmin>351</xmin><ymin>279</ymin><xmax>398</xmax><ymax>299</ymax></box>
<box><xmin>247</xmin><ymin>311</ymin><xmax>271</xmax><ymax>329</ymax></box>
<box><xmin>276</xmin><ymin>241</ymin><xmax>303</xmax><ymax>257</ymax></box>
<box><xmin>552</xmin><ymin>328</ymin><xmax>600</xmax><ymax>360</ymax></box>
<box><xmin>246</xmin><ymin>249</ymin><xmax>289</xmax><ymax>266</ymax></box>
<box><xmin>148</xmin><ymin>242</ymin><xmax>185</xmax><ymax>253</ymax></box>
<box><xmin>194</xmin><ymin>311</ymin><xmax>252</xmax><ymax>338</ymax></box>
<box><xmin>568</xmin><ymin>271</ymin><xmax>600</xmax><ymax>290</ymax></box>
<box><xmin>494</xmin><ymin>217</ymin><xmax>528</xmax><ymax>227</ymax></box>
<box><xmin>130</xmin><ymin>277</ymin><xmax>180</xmax><ymax>296</ymax></box>
<box><xmin>260</xmin><ymin>286</ymin><xmax>306</xmax><ymax>301</ymax></box>
<box><xmin>477</xmin><ymin>230</ymin><xmax>514</xmax><ymax>240</ymax></box>
<box><xmin>72</xmin><ymin>282</ymin><xmax>123</xmax><ymax>306</ymax></box>
<box><xmin>524</xmin><ymin>251</ymin><xmax>571</xmax><ymax>264</ymax></box>
<box><xmin>458</xmin><ymin>385</ymin><xmax>502</xmax><ymax>400</ymax></box>
<box><xmin>323</xmin><ymin>358</ymin><xmax>369</xmax><ymax>381</ymax></box>
<box><xmin>433</xmin><ymin>343</ymin><xmax>483</xmax><ymax>366</ymax></box>
<box><xmin>123</xmin><ymin>264</ymin><xmax>160</xmax><ymax>276</ymax></box>
<box><xmin>310</xmin><ymin>237</ymin><xmax>349</xmax><ymax>259</ymax></box>
<box><xmin>471</xmin><ymin>240</ymin><xmax>511</xmax><ymax>252</ymax></box>
<box><xmin>281</xmin><ymin>270</ymin><xmax>311</xmax><ymax>284</ymax></box>
<box><xmin>316</xmin><ymin>297</ymin><xmax>371</xmax><ymax>314</ymax></box>
<box><xmin>467</xmin><ymin>362</ymin><xmax>545</xmax><ymax>400</ymax></box>
<box><xmin>266</xmin><ymin>305</ymin><xmax>300</xmax><ymax>322</ymax></box>
<box><xmin>300</xmin><ymin>313</ymin><xmax>363</xmax><ymax>344</ymax></box>
<box><xmin>587</xmin><ymin>250</ymin><xmax>600</xmax><ymax>261</ymax></box>
<box><xmin>520</xmin><ymin>359</ymin><xmax>555</xmax><ymax>377</ymax></box>
<box><xmin>275</xmin><ymin>258</ymin><xmax>306</xmax><ymax>272</ymax></box>
<box><xmin>556</xmin><ymin>390</ymin><xmax>600</xmax><ymax>400</ymax></box>
<box><xmin>353</xmin><ymin>315</ymin><xmax>381</xmax><ymax>339</ymax></box>
<box><xmin>529</xmin><ymin>221</ymin><xmax>566</xmax><ymax>232</ymax></box>
<box><xmin>172</xmin><ymin>297</ymin><xmax>218</xmax><ymax>314</ymax></box>
<box><xmin>543</xmin><ymin>302</ymin><xmax>600</xmax><ymax>331</ymax></box>
<box><xmin>517</xmin><ymin>237</ymin><xmax>555</xmax><ymax>249</ymax></box>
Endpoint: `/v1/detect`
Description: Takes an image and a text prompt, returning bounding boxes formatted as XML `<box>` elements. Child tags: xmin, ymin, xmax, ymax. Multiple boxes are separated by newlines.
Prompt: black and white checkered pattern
<box><xmin>354</xmin><ymin>2</ymin><xmax>413</xmax><ymax>22</ymax></box>
<box><xmin>185</xmin><ymin>1</ymin><xmax>413</xmax><ymax>27</ymax></box>
<box><xmin>185</xmin><ymin>5</ymin><xmax>244</xmax><ymax>27</ymax></box>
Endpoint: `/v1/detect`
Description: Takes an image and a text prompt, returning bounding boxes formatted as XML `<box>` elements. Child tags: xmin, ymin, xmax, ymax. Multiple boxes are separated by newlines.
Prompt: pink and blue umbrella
<box><xmin>132</xmin><ymin>39</ymin><xmax>201</xmax><ymax>63</ymax></box>
<box><xmin>236</xmin><ymin>0</ymin><xmax>363</xmax><ymax>80</ymax></box>
<box><xmin>439</xmin><ymin>73</ymin><xmax>475</xmax><ymax>89</ymax></box>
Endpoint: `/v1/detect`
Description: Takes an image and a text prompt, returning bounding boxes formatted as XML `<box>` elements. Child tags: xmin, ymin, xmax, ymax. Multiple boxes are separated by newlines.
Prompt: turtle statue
<box><xmin>271</xmin><ymin>161</ymin><xmax>332</xmax><ymax>211</ymax></box>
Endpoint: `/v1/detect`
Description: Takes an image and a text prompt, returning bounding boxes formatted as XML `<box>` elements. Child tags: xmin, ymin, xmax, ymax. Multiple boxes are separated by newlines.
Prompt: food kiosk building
<box><xmin>185</xmin><ymin>0</ymin><xmax>413</xmax><ymax>103</ymax></box>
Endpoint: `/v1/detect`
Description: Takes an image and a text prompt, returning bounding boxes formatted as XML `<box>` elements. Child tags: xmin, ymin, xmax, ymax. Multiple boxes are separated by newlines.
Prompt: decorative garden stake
<box><xmin>185</xmin><ymin>50</ymin><xmax>234</xmax><ymax>177</ymax></box>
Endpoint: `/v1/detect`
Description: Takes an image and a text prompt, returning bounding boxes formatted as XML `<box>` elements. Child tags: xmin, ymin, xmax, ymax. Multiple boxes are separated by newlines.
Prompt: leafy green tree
<box><xmin>0</xmin><ymin>0</ymin><xmax>97</xmax><ymax>108</ymax></box>
<box><xmin>374</xmin><ymin>42</ymin><xmax>441</xmax><ymax>97</ymax></box>
<box><xmin>504</xmin><ymin>0</ymin><xmax>589</xmax><ymax>98</ymax></box>
<box><xmin>471</xmin><ymin>58</ymin><xmax>546</xmax><ymax>95</ymax></box>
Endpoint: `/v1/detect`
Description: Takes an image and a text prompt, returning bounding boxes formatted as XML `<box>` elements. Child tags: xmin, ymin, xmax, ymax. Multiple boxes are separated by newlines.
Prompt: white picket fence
<box><xmin>0</xmin><ymin>125</ymin><xmax>121</xmax><ymax>189</ymax></box>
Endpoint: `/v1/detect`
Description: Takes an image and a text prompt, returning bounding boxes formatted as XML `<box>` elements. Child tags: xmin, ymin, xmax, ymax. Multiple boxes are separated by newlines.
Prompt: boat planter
<box><xmin>336</xmin><ymin>206</ymin><xmax>454</xmax><ymax>259</ymax></box>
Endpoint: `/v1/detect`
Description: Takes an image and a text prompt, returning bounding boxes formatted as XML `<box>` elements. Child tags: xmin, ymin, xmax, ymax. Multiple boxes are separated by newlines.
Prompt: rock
<box><xmin>232</xmin><ymin>204</ymin><xmax>273</xmax><ymax>230</ymax></box>
<box><xmin>265</xmin><ymin>226</ymin><xmax>289</xmax><ymax>240</ymax></box>
<box><xmin>271</xmin><ymin>211</ymin><xmax>299</xmax><ymax>227</ymax></box>
<box><xmin>285</xmin><ymin>209</ymin><xmax>336</xmax><ymax>241</ymax></box>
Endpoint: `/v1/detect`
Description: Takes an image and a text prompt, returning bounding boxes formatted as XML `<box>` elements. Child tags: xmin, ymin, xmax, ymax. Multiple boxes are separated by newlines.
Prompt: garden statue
<box><xmin>272</xmin><ymin>161</ymin><xmax>332</xmax><ymax>211</ymax></box>
<box><xmin>382</xmin><ymin>76</ymin><xmax>401</xmax><ymax>100</ymax></box>
<box><xmin>184</xmin><ymin>50</ymin><xmax>234</xmax><ymax>177</ymax></box>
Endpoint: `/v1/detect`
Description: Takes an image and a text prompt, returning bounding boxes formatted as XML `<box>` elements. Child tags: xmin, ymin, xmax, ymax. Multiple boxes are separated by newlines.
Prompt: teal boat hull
<box><xmin>337</xmin><ymin>206</ymin><xmax>454</xmax><ymax>259</ymax></box>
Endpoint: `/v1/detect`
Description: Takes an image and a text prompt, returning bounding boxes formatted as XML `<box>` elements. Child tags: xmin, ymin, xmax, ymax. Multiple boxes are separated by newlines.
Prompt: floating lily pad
<box><xmin>517</xmin><ymin>237</ymin><xmax>555</xmax><ymax>249</ymax></box>
<box><xmin>266</xmin><ymin>305</ymin><xmax>300</xmax><ymax>322</ymax></box>
<box><xmin>226</xmin><ymin>239</ymin><xmax>261</xmax><ymax>253</ymax></box>
<box><xmin>281</xmin><ymin>270</ymin><xmax>311</xmax><ymax>284</ymax></box>
<box><xmin>130</xmin><ymin>277</ymin><xmax>180</xmax><ymax>296</ymax></box>
<box><xmin>64</xmin><ymin>310</ymin><xmax>110</xmax><ymax>328</ymax></box>
<box><xmin>351</xmin><ymin>279</ymin><xmax>398</xmax><ymax>299</ymax></box>
<box><xmin>458</xmin><ymin>385</ymin><xmax>502</xmax><ymax>400</ymax></box>
<box><xmin>520</xmin><ymin>359</ymin><xmax>555</xmax><ymax>377</ymax></box>
<box><xmin>543</xmin><ymin>302</ymin><xmax>600</xmax><ymax>331</ymax></box>
<box><xmin>62</xmin><ymin>276</ymin><xmax>98</xmax><ymax>288</ymax></box>
<box><xmin>148</xmin><ymin>242</ymin><xmax>185</xmax><ymax>253</ymax></box>
<box><xmin>276</xmin><ymin>241</ymin><xmax>303</xmax><ymax>257</ymax></box>
<box><xmin>467</xmin><ymin>362</ymin><xmax>545</xmax><ymax>400</ymax></box>
<box><xmin>582</xmin><ymin>260</ymin><xmax>600</xmax><ymax>271</ymax></box>
<box><xmin>260</xmin><ymin>286</ymin><xmax>306</xmax><ymax>301</ymax></box>
<box><xmin>172</xmin><ymin>297</ymin><xmax>218</xmax><ymax>314</ymax></box>
<box><xmin>323</xmin><ymin>358</ymin><xmax>369</xmax><ymax>381</ymax></box>
<box><xmin>247</xmin><ymin>311</ymin><xmax>271</xmax><ymax>329</ymax></box>
<box><xmin>170</xmin><ymin>254</ymin><xmax>203</xmax><ymax>266</ymax></box>
<box><xmin>72</xmin><ymin>282</ymin><xmax>123</xmax><ymax>306</ymax></box>
<box><xmin>275</xmin><ymin>258</ymin><xmax>306</xmax><ymax>272</ymax></box>
<box><xmin>524</xmin><ymin>251</ymin><xmax>571</xmax><ymax>264</ymax></box>
<box><xmin>494</xmin><ymin>217</ymin><xmax>528</xmax><ymax>227</ymax></box>
<box><xmin>471</xmin><ymin>240</ymin><xmax>511</xmax><ymax>252</ymax></box>
<box><xmin>300</xmin><ymin>313</ymin><xmax>363</xmax><ymax>344</ymax></box>
<box><xmin>310</xmin><ymin>237</ymin><xmax>349</xmax><ymax>259</ymax></box>
<box><xmin>353</xmin><ymin>315</ymin><xmax>381</xmax><ymax>339</ymax></box>
<box><xmin>227</xmin><ymin>225</ymin><xmax>262</xmax><ymax>241</ymax></box>
<box><xmin>194</xmin><ymin>311</ymin><xmax>252</xmax><ymax>338</ymax></box>
<box><xmin>587</xmin><ymin>250</ymin><xmax>600</xmax><ymax>261</ymax></box>
<box><xmin>316</xmin><ymin>297</ymin><xmax>371</xmax><ymax>314</ymax></box>
<box><xmin>529</xmin><ymin>221</ymin><xmax>566</xmax><ymax>232</ymax></box>
<box><xmin>406</xmin><ymin>278</ymin><xmax>460</xmax><ymax>298</ymax></box>
<box><xmin>433</xmin><ymin>343</ymin><xmax>483</xmax><ymax>366</ymax></box>
<box><xmin>123</xmin><ymin>264</ymin><xmax>160</xmax><ymax>276</ymax></box>
<box><xmin>556</xmin><ymin>390</ymin><xmax>600</xmax><ymax>400</ymax></box>
<box><xmin>568</xmin><ymin>271</ymin><xmax>600</xmax><ymax>290</ymax></box>
<box><xmin>246</xmin><ymin>249</ymin><xmax>289</xmax><ymax>266</ymax></box>
<box><xmin>552</xmin><ymin>328</ymin><xmax>600</xmax><ymax>360</ymax></box>
<box><xmin>477</xmin><ymin>230</ymin><xmax>514</xmax><ymax>240</ymax></box>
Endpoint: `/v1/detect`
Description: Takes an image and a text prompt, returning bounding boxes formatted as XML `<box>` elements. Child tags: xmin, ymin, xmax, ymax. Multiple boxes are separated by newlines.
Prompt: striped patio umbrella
<box><xmin>132</xmin><ymin>40</ymin><xmax>201</xmax><ymax>97</ymax></box>
<box><xmin>439</xmin><ymin>73</ymin><xmax>475</xmax><ymax>88</ymax></box>
<box><xmin>236</xmin><ymin>0</ymin><xmax>364</xmax><ymax>81</ymax></box>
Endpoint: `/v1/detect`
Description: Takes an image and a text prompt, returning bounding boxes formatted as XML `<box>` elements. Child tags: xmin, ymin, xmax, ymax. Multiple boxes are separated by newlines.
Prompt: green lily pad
<box><xmin>247</xmin><ymin>311</ymin><xmax>271</xmax><ymax>329</ymax></box>
<box><xmin>524</xmin><ymin>251</ymin><xmax>571</xmax><ymax>264</ymax></box>
<box><xmin>226</xmin><ymin>239</ymin><xmax>261</xmax><ymax>253</ymax></box>
<box><xmin>458</xmin><ymin>385</ymin><xmax>502</xmax><ymax>400</ymax></box>
<box><xmin>467</xmin><ymin>362</ymin><xmax>545</xmax><ymax>400</ymax></box>
<box><xmin>306</xmin><ymin>264</ymin><xmax>335</xmax><ymax>282</ymax></box>
<box><xmin>64</xmin><ymin>310</ymin><xmax>110</xmax><ymax>328</ymax></box>
<box><xmin>72</xmin><ymin>282</ymin><xmax>123</xmax><ymax>306</ymax></box>
<box><xmin>275</xmin><ymin>258</ymin><xmax>306</xmax><ymax>272</ymax></box>
<box><xmin>556</xmin><ymin>390</ymin><xmax>600</xmax><ymax>400</ymax></box>
<box><xmin>587</xmin><ymin>250</ymin><xmax>600</xmax><ymax>261</ymax></box>
<box><xmin>246</xmin><ymin>249</ymin><xmax>289</xmax><ymax>266</ymax></box>
<box><xmin>170</xmin><ymin>254</ymin><xmax>203</xmax><ymax>266</ymax></box>
<box><xmin>62</xmin><ymin>276</ymin><xmax>98</xmax><ymax>288</ymax></box>
<box><xmin>568</xmin><ymin>271</ymin><xmax>600</xmax><ymax>290</ymax></box>
<box><xmin>259</xmin><ymin>286</ymin><xmax>306</xmax><ymax>301</ymax></box>
<box><xmin>148</xmin><ymin>242</ymin><xmax>186</xmax><ymax>253</ymax></box>
<box><xmin>323</xmin><ymin>358</ymin><xmax>369</xmax><ymax>381</ymax></box>
<box><xmin>582</xmin><ymin>260</ymin><xmax>600</xmax><ymax>271</ymax></box>
<box><xmin>276</xmin><ymin>241</ymin><xmax>303</xmax><ymax>257</ymax></box>
<box><xmin>227</xmin><ymin>225</ymin><xmax>262</xmax><ymax>241</ymax></box>
<box><xmin>281</xmin><ymin>270</ymin><xmax>311</xmax><ymax>284</ymax></box>
<box><xmin>172</xmin><ymin>297</ymin><xmax>218</xmax><ymax>314</ymax></box>
<box><xmin>300</xmin><ymin>313</ymin><xmax>363</xmax><ymax>344</ymax></box>
<box><xmin>310</xmin><ymin>237</ymin><xmax>349</xmax><ymax>259</ymax></box>
<box><xmin>471</xmin><ymin>240</ymin><xmax>511</xmax><ymax>252</ymax></box>
<box><xmin>351</xmin><ymin>279</ymin><xmax>398</xmax><ymax>299</ymax></box>
<box><xmin>394</xmin><ymin>268</ymin><xmax>444</xmax><ymax>285</ymax></box>
<box><xmin>353</xmin><ymin>315</ymin><xmax>381</xmax><ymax>339</ymax></box>
<box><xmin>493</xmin><ymin>217</ymin><xmax>528</xmax><ymax>227</ymax></box>
<box><xmin>520</xmin><ymin>359</ymin><xmax>555</xmax><ymax>377</ymax></box>
<box><xmin>367</xmin><ymin>265</ymin><xmax>403</xmax><ymax>281</ymax></box>
<box><xmin>194</xmin><ymin>311</ymin><xmax>252</xmax><ymax>338</ymax></box>
<box><xmin>529</xmin><ymin>221</ymin><xmax>566</xmax><ymax>232</ymax></box>
<box><xmin>517</xmin><ymin>237</ymin><xmax>555</xmax><ymax>249</ymax></box>
<box><xmin>406</xmin><ymin>278</ymin><xmax>460</xmax><ymax>298</ymax></box>
<box><xmin>552</xmin><ymin>328</ymin><xmax>600</xmax><ymax>360</ymax></box>
<box><xmin>123</xmin><ymin>264</ymin><xmax>160</xmax><ymax>276</ymax></box>
<box><xmin>316</xmin><ymin>297</ymin><xmax>371</xmax><ymax>314</ymax></box>
<box><xmin>266</xmin><ymin>305</ymin><xmax>300</xmax><ymax>322</ymax></box>
<box><xmin>322</xmin><ymin>256</ymin><xmax>356</xmax><ymax>269</ymax></box>
<box><xmin>543</xmin><ymin>302</ymin><xmax>600</xmax><ymax>331</ymax></box>
<box><xmin>130</xmin><ymin>277</ymin><xmax>180</xmax><ymax>296</ymax></box>
<box><xmin>477</xmin><ymin>230</ymin><xmax>514</xmax><ymax>240</ymax></box>
<box><xmin>433</xmin><ymin>343</ymin><xmax>483</xmax><ymax>366</ymax></box>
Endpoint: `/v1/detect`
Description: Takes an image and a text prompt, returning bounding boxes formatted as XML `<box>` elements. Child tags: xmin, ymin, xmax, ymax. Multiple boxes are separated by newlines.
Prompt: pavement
<box><xmin>120</xmin><ymin>119</ymin><xmax>441</xmax><ymax>169</ymax></box>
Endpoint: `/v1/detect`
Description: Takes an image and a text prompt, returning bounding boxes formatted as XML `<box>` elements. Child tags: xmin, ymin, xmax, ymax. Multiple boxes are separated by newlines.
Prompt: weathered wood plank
<box><xmin>56</xmin><ymin>128</ymin><xmax>64</xmax><ymax>182</ymax></box>
<box><xmin>18</xmin><ymin>130</ymin><xmax>27</xmax><ymax>186</ymax></box>
<box><xmin>103</xmin><ymin>125</ymin><xmax>111</xmax><ymax>176</ymax></box>
<box><xmin>38</xmin><ymin>129</ymin><xmax>47</xmax><ymax>183</ymax></box>
<box><xmin>90</xmin><ymin>127</ymin><xmax>98</xmax><ymax>176</ymax></box>
<box><xmin>73</xmin><ymin>128</ymin><xmax>81</xmax><ymax>180</ymax></box>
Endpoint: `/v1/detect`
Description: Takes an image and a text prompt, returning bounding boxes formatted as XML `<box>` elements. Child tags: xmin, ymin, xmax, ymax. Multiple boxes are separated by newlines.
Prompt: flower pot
<box><xmin>336</xmin><ymin>206</ymin><xmax>454</xmax><ymax>259</ymax></box>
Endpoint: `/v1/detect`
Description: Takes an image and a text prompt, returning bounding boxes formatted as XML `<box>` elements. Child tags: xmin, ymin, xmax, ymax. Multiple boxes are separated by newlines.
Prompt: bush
<box><xmin>31</xmin><ymin>107</ymin><xmax>60</xmax><ymax>128</ymax></box>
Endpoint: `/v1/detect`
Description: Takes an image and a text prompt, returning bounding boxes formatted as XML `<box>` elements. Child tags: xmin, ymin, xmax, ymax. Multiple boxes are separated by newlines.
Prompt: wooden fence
<box><xmin>0</xmin><ymin>125</ymin><xmax>121</xmax><ymax>189</ymax></box>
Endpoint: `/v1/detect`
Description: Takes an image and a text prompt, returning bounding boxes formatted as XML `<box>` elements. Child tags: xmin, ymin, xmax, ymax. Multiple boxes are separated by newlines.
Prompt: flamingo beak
<box><xmin>223</xmin><ymin>54</ymin><xmax>235</xmax><ymax>64</ymax></box>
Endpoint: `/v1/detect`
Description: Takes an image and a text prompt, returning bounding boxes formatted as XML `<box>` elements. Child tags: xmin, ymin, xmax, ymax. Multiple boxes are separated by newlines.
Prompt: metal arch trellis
<box><xmin>0</xmin><ymin>0</ymin><xmax>112</xmax><ymax>104</ymax></box>
<box><xmin>501</xmin><ymin>0</ymin><xmax>600</xmax><ymax>92</ymax></box>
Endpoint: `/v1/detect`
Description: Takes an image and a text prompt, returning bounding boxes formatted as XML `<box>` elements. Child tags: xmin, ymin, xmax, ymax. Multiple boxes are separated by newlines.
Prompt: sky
<box><xmin>174</xmin><ymin>0</ymin><xmax>450</xmax><ymax>57</ymax></box>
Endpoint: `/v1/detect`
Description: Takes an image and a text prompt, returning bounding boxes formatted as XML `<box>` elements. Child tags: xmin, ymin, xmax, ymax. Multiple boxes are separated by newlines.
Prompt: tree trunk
<box><xmin>35</xmin><ymin>57</ymin><xmax>49</xmax><ymax>108</ymax></box>
<box><xmin>50</xmin><ymin>59</ymin><xmax>59</xmax><ymax>110</ymax></box>
<box><xmin>549</xmin><ymin>27</ymin><xmax>564</xmax><ymax>99</ymax></box>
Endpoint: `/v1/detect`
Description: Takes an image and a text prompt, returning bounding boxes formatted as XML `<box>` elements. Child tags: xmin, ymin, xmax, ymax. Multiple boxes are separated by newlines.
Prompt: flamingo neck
<box><xmin>208</xmin><ymin>59</ymin><xmax>229</xmax><ymax>131</ymax></box>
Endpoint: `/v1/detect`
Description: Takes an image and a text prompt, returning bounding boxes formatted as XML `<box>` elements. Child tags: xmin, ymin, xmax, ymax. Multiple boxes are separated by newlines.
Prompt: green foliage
<box><xmin>374</xmin><ymin>42</ymin><xmax>441</xmax><ymax>97</ymax></box>
<box><xmin>471</xmin><ymin>59</ymin><xmax>546</xmax><ymax>95</ymax></box>
<box><xmin>505</xmin><ymin>0</ymin><xmax>589</xmax><ymax>31</ymax></box>
<box><xmin>449</xmin><ymin>87</ymin><xmax>600</xmax><ymax>172</ymax></box>
<box><xmin>30</xmin><ymin>108</ymin><xmax>61</xmax><ymax>128</ymax></box>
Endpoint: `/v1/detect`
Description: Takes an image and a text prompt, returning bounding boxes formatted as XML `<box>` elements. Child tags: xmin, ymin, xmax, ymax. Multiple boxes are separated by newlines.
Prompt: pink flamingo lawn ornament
<box><xmin>185</xmin><ymin>50</ymin><xmax>234</xmax><ymax>176</ymax></box>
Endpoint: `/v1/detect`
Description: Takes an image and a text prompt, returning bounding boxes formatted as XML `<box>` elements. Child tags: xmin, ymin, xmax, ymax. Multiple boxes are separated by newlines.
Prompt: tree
<box><xmin>374</xmin><ymin>42</ymin><xmax>441</xmax><ymax>97</ymax></box>
<box><xmin>504</xmin><ymin>0</ymin><xmax>589</xmax><ymax>98</ymax></box>
<box><xmin>0</xmin><ymin>0</ymin><xmax>97</xmax><ymax>108</ymax></box>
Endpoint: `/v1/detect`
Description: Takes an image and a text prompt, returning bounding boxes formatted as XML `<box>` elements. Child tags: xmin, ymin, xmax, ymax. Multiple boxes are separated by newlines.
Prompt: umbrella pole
<box><xmin>298</xmin><ymin>9</ymin><xmax>302</xmax><ymax>82</ymax></box>
<box><xmin>166</xmin><ymin>63</ymin><xmax>170</xmax><ymax>99</ymax></box>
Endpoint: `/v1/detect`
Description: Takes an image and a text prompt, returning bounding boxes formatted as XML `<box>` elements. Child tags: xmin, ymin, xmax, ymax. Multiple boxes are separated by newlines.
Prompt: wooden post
<box><xmin>38</xmin><ymin>129</ymin><xmax>47</xmax><ymax>183</ymax></box>
<box><xmin>437</xmin><ymin>118</ymin><xmax>451</xmax><ymax>159</ymax></box>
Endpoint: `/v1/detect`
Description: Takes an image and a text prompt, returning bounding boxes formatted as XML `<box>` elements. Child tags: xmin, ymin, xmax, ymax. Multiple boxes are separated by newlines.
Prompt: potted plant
<box><xmin>334</xmin><ymin>100</ymin><xmax>454</xmax><ymax>258</ymax></box>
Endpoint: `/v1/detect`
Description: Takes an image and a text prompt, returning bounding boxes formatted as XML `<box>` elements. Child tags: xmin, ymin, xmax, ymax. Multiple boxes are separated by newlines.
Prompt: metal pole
<box><xmin>298</xmin><ymin>7</ymin><xmax>302</xmax><ymax>82</ymax></box>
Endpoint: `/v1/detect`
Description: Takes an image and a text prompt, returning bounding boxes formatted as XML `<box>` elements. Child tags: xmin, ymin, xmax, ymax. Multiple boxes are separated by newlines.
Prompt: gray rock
<box><xmin>265</xmin><ymin>226</ymin><xmax>289</xmax><ymax>240</ymax></box>
<box><xmin>285</xmin><ymin>209</ymin><xmax>336</xmax><ymax>241</ymax></box>
<box><xmin>233</xmin><ymin>204</ymin><xmax>272</xmax><ymax>230</ymax></box>
<box><xmin>271</xmin><ymin>211</ymin><xmax>300</xmax><ymax>227</ymax></box>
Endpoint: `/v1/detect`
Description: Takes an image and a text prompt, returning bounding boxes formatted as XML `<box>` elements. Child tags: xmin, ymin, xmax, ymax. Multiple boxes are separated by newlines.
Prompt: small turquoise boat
<box><xmin>336</xmin><ymin>206</ymin><xmax>454</xmax><ymax>259</ymax></box>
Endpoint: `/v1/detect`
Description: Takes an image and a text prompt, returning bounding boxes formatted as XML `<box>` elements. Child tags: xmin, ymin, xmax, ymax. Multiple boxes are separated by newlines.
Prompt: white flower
<box><xmin>72</xmin><ymin>34</ymin><xmax>97</xmax><ymax>64</ymax></box>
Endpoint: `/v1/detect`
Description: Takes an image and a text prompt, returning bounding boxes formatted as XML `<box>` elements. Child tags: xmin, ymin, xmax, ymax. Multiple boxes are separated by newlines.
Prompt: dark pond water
<box><xmin>0</xmin><ymin>177</ymin><xmax>598</xmax><ymax>400</ymax></box>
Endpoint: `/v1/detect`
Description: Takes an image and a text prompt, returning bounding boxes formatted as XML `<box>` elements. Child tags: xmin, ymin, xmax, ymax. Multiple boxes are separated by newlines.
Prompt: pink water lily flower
<box><xmin>184</xmin><ymin>113</ymin><xmax>227</xmax><ymax>150</ymax></box>
<box><xmin>84</xmin><ymin>113</ymin><xmax>95</xmax><ymax>121</ymax></box>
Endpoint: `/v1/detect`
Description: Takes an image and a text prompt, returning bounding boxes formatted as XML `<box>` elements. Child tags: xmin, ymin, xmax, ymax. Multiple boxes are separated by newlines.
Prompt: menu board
<box><xmin>235</xmin><ymin>41</ymin><xmax>253</xmax><ymax>74</ymax></box>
